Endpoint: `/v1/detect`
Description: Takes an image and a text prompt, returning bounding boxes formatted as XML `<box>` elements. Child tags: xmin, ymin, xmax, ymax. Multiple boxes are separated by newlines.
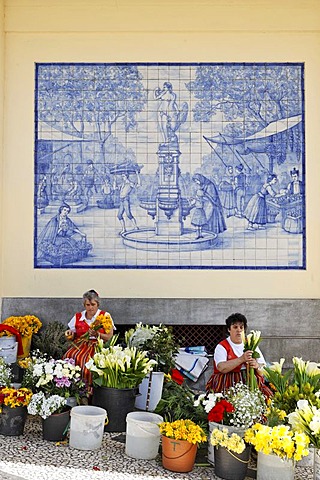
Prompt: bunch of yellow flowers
<box><xmin>210</xmin><ymin>427</ymin><xmax>246</xmax><ymax>454</ymax></box>
<box><xmin>0</xmin><ymin>387</ymin><xmax>33</xmax><ymax>410</ymax></box>
<box><xmin>0</xmin><ymin>315</ymin><xmax>42</xmax><ymax>337</ymax></box>
<box><xmin>244</xmin><ymin>423</ymin><xmax>310</xmax><ymax>461</ymax></box>
<box><xmin>159</xmin><ymin>419</ymin><xmax>207</xmax><ymax>445</ymax></box>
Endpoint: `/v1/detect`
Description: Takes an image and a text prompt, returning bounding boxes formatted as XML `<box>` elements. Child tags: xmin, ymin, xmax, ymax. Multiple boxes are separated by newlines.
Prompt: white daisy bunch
<box><xmin>27</xmin><ymin>391</ymin><xmax>67</xmax><ymax>419</ymax></box>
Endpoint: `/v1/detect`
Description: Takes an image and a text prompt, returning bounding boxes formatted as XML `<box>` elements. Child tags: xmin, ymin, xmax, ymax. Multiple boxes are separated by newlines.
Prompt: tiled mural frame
<box><xmin>34</xmin><ymin>62</ymin><xmax>305</xmax><ymax>270</ymax></box>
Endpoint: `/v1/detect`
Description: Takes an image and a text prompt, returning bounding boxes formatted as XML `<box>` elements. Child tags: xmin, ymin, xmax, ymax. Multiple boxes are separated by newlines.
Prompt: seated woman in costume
<box><xmin>64</xmin><ymin>289</ymin><xmax>115</xmax><ymax>394</ymax></box>
<box><xmin>206</xmin><ymin>312</ymin><xmax>272</xmax><ymax>398</ymax></box>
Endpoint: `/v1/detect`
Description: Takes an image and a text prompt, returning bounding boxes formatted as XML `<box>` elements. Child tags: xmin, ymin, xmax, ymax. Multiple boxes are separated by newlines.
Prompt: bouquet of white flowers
<box><xmin>27</xmin><ymin>391</ymin><xmax>67</xmax><ymax>419</ymax></box>
<box><xmin>20</xmin><ymin>352</ymin><xmax>86</xmax><ymax>401</ymax></box>
<box><xmin>195</xmin><ymin>382</ymin><xmax>266</xmax><ymax>429</ymax></box>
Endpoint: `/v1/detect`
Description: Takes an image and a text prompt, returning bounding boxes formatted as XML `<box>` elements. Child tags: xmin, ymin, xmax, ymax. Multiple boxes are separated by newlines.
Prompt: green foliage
<box><xmin>154</xmin><ymin>379</ymin><xmax>208</xmax><ymax>431</ymax></box>
<box><xmin>32</xmin><ymin>321</ymin><xmax>69</xmax><ymax>359</ymax></box>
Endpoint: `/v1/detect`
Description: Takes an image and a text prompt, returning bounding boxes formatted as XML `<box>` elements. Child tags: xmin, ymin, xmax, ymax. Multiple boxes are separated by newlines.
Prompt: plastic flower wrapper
<box><xmin>245</xmin><ymin>422</ymin><xmax>310</xmax><ymax>461</ymax></box>
<box><xmin>0</xmin><ymin>357</ymin><xmax>13</xmax><ymax>387</ymax></box>
<box><xmin>196</xmin><ymin>382</ymin><xmax>266</xmax><ymax>429</ymax></box>
<box><xmin>210</xmin><ymin>427</ymin><xmax>246</xmax><ymax>454</ymax></box>
<box><xmin>159</xmin><ymin>419</ymin><xmax>207</xmax><ymax>445</ymax></box>
<box><xmin>86</xmin><ymin>336</ymin><xmax>157</xmax><ymax>389</ymax></box>
<box><xmin>27</xmin><ymin>391</ymin><xmax>67</xmax><ymax>419</ymax></box>
<box><xmin>243</xmin><ymin>330</ymin><xmax>262</xmax><ymax>391</ymax></box>
<box><xmin>288</xmin><ymin>398</ymin><xmax>320</xmax><ymax>448</ymax></box>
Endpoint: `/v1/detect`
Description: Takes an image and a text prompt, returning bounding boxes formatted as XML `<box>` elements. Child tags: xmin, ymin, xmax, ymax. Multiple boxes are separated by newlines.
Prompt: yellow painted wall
<box><xmin>2</xmin><ymin>0</ymin><xmax>320</xmax><ymax>298</ymax></box>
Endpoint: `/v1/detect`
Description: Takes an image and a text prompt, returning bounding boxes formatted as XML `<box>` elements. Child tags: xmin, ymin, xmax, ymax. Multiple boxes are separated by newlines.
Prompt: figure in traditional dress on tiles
<box><xmin>191</xmin><ymin>174</ymin><xmax>227</xmax><ymax>235</ymax></box>
<box><xmin>190</xmin><ymin>188</ymin><xmax>207</xmax><ymax>239</ymax></box>
<box><xmin>83</xmin><ymin>160</ymin><xmax>99</xmax><ymax>206</ymax></box>
<box><xmin>219</xmin><ymin>165</ymin><xmax>235</xmax><ymax>217</ymax></box>
<box><xmin>234</xmin><ymin>164</ymin><xmax>247</xmax><ymax>218</ymax></box>
<box><xmin>114</xmin><ymin>172</ymin><xmax>141</xmax><ymax>234</ymax></box>
<box><xmin>154</xmin><ymin>82</ymin><xmax>188</xmax><ymax>145</ymax></box>
<box><xmin>37</xmin><ymin>175</ymin><xmax>49</xmax><ymax>214</ymax></box>
<box><xmin>58</xmin><ymin>162</ymin><xmax>74</xmax><ymax>202</ymax></box>
<box><xmin>37</xmin><ymin>204</ymin><xmax>91</xmax><ymax>265</ymax></box>
<box><xmin>286</xmin><ymin>167</ymin><xmax>304</xmax><ymax>195</ymax></box>
<box><xmin>243</xmin><ymin>173</ymin><xmax>279</xmax><ymax>230</ymax></box>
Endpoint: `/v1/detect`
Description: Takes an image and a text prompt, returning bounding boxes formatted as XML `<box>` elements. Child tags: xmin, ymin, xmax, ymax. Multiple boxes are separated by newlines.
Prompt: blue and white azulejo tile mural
<box><xmin>34</xmin><ymin>62</ymin><xmax>305</xmax><ymax>269</ymax></box>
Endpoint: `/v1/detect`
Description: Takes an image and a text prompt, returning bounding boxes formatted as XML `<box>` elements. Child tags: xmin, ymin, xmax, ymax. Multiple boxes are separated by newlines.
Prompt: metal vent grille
<box><xmin>117</xmin><ymin>324</ymin><xmax>225</xmax><ymax>355</ymax></box>
<box><xmin>171</xmin><ymin>324</ymin><xmax>225</xmax><ymax>354</ymax></box>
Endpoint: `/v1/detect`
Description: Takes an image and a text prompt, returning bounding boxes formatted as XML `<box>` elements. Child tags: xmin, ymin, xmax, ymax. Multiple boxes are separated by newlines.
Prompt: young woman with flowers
<box><xmin>63</xmin><ymin>289</ymin><xmax>115</xmax><ymax>392</ymax></box>
<box><xmin>205</xmin><ymin>313</ymin><xmax>272</xmax><ymax>398</ymax></box>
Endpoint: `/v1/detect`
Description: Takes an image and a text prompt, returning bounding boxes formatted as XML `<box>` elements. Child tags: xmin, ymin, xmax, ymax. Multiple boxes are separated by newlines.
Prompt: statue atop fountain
<box><xmin>153</xmin><ymin>82</ymin><xmax>188</xmax><ymax>235</ymax></box>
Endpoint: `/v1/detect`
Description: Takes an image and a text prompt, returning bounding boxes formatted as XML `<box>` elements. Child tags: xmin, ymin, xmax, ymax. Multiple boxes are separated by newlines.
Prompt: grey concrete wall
<box><xmin>1</xmin><ymin>297</ymin><xmax>319</xmax><ymax>366</ymax></box>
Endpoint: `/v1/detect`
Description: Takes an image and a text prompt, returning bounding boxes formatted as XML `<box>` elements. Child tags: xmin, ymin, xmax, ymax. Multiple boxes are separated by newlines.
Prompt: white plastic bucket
<box><xmin>0</xmin><ymin>336</ymin><xmax>16</xmax><ymax>348</ymax></box>
<box><xmin>69</xmin><ymin>405</ymin><xmax>107</xmax><ymax>450</ymax></box>
<box><xmin>0</xmin><ymin>341</ymin><xmax>18</xmax><ymax>364</ymax></box>
<box><xmin>125</xmin><ymin>411</ymin><xmax>163</xmax><ymax>460</ymax></box>
<box><xmin>135</xmin><ymin>372</ymin><xmax>165</xmax><ymax>412</ymax></box>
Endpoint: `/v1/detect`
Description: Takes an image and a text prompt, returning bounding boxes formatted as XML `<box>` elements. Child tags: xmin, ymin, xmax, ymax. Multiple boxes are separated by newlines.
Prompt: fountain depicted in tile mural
<box><xmin>34</xmin><ymin>63</ymin><xmax>305</xmax><ymax>269</ymax></box>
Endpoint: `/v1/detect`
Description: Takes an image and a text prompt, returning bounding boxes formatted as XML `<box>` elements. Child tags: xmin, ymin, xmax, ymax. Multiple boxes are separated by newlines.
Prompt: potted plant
<box><xmin>27</xmin><ymin>391</ymin><xmax>70</xmax><ymax>441</ymax></box>
<box><xmin>86</xmin><ymin>335</ymin><xmax>157</xmax><ymax>432</ymax></box>
<box><xmin>210</xmin><ymin>427</ymin><xmax>250</xmax><ymax>480</ymax></box>
<box><xmin>0</xmin><ymin>386</ymin><xmax>33</xmax><ymax>436</ymax></box>
<box><xmin>194</xmin><ymin>382</ymin><xmax>266</xmax><ymax>465</ymax></box>
<box><xmin>159</xmin><ymin>418</ymin><xmax>207</xmax><ymax>473</ymax></box>
<box><xmin>125</xmin><ymin>323</ymin><xmax>180</xmax><ymax>411</ymax></box>
<box><xmin>245</xmin><ymin>423</ymin><xmax>310</xmax><ymax>480</ymax></box>
<box><xmin>32</xmin><ymin>320</ymin><xmax>70</xmax><ymax>359</ymax></box>
<box><xmin>0</xmin><ymin>315</ymin><xmax>42</xmax><ymax>358</ymax></box>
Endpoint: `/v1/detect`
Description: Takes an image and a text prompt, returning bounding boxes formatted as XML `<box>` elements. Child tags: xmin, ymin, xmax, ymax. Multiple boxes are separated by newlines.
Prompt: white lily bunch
<box><xmin>293</xmin><ymin>357</ymin><xmax>320</xmax><ymax>390</ymax></box>
<box><xmin>288</xmin><ymin>399</ymin><xmax>320</xmax><ymax>448</ymax></box>
<box><xmin>86</xmin><ymin>338</ymin><xmax>157</xmax><ymax>389</ymax></box>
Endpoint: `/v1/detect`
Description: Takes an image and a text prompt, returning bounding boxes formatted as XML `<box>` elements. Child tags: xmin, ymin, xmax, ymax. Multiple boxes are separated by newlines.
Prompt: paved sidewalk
<box><xmin>0</xmin><ymin>417</ymin><xmax>314</xmax><ymax>480</ymax></box>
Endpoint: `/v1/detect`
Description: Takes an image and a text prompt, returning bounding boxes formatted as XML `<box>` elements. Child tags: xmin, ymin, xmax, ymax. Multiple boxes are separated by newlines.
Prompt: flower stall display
<box><xmin>125</xmin><ymin>323</ymin><xmax>180</xmax><ymax>412</ymax></box>
<box><xmin>245</xmin><ymin>423</ymin><xmax>310</xmax><ymax>480</ymax></box>
<box><xmin>159</xmin><ymin>419</ymin><xmax>207</xmax><ymax>472</ymax></box>
<box><xmin>0</xmin><ymin>386</ymin><xmax>33</xmax><ymax>436</ymax></box>
<box><xmin>0</xmin><ymin>315</ymin><xmax>42</xmax><ymax>358</ymax></box>
<box><xmin>210</xmin><ymin>427</ymin><xmax>250</xmax><ymax>480</ymax></box>
<box><xmin>87</xmin><ymin>336</ymin><xmax>157</xmax><ymax>432</ymax></box>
